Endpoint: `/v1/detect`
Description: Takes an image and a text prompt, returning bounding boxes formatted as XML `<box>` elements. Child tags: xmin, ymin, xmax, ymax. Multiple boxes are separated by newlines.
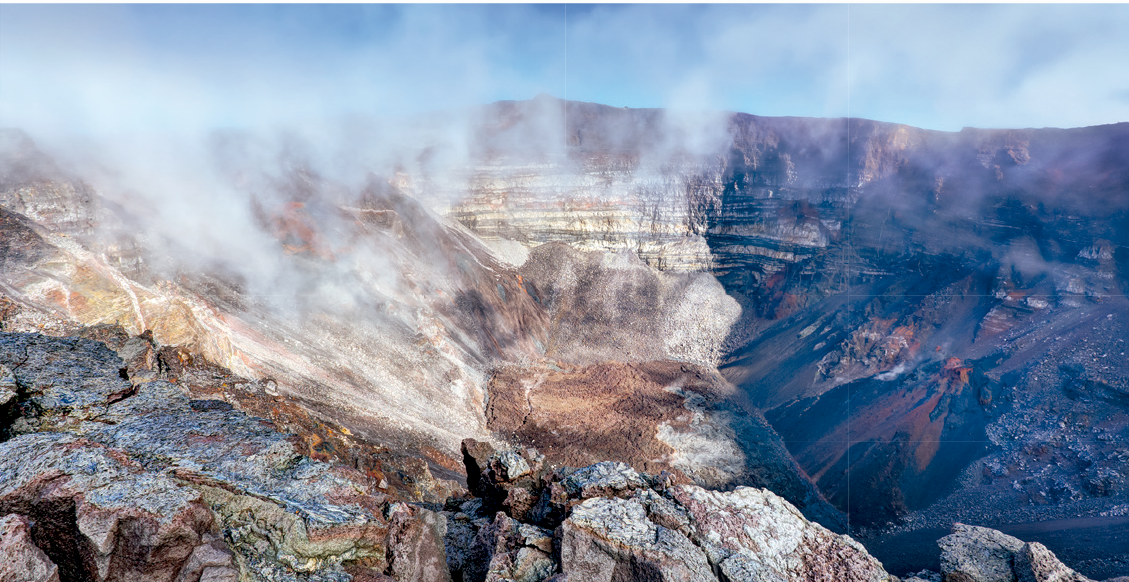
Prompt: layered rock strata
<box><xmin>518</xmin><ymin>242</ymin><xmax>739</xmax><ymax>367</ymax></box>
<box><xmin>437</xmin><ymin>98</ymin><xmax>1129</xmax><ymax>535</ymax></box>
<box><xmin>0</xmin><ymin>133</ymin><xmax>554</xmax><ymax>467</ymax></box>
<box><xmin>5</xmin><ymin>99</ymin><xmax>1129</xmax><ymax>567</ymax></box>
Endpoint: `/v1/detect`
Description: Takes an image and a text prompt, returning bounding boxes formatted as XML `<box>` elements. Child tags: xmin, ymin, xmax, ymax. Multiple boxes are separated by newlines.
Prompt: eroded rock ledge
<box><xmin>0</xmin><ymin>330</ymin><xmax>1119</xmax><ymax>582</ymax></box>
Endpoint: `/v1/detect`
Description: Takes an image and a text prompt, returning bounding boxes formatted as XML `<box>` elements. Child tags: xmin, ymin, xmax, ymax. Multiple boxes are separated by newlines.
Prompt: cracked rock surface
<box><xmin>938</xmin><ymin>523</ymin><xmax>1104</xmax><ymax>582</ymax></box>
<box><xmin>0</xmin><ymin>329</ymin><xmax>1119</xmax><ymax>582</ymax></box>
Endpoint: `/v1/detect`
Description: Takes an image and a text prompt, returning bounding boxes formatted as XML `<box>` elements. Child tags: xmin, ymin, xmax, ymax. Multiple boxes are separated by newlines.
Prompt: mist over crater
<box><xmin>2</xmin><ymin>3</ymin><xmax>1129</xmax><ymax>580</ymax></box>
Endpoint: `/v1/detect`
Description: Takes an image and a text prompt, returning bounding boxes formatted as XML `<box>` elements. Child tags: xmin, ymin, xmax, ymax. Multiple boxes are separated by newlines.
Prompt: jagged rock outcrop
<box><xmin>0</xmin><ymin>432</ymin><xmax>226</xmax><ymax>582</ymax></box>
<box><xmin>0</xmin><ymin>328</ymin><xmax>1118</xmax><ymax>581</ymax></box>
<box><xmin>0</xmin><ymin>513</ymin><xmax>61</xmax><ymax>582</ymax></box>
<box><xmin>938</xmin><ymin>523</ymin><xmax>1100</xmax><ymax>582</ymax></box>
<box><xmin>457</xmin><ymin>438</ymin><xmax>900</xmax><ymax>582</ymax></box>
<box><xmin>939</xmin><ymin>524</ymin><xmax>1026</xmax><ymax>582</ymax></box>
<box><xmin>670</xmin><ymin>485</ymin><xmax>891</xmax><ymax>582</ymax></box>
<box><xmin>473</xmin><ymin>512</ymin><xmax>555</xmax><ymax>582</ymax></box>
<box><xmin>0</xmin><ymin>331</ymin><xmax>449</xmax><ymax>581</ymax></box>
<box><xmin>558</xmin><ymin>496</ymin><xmax>716</xmax><ymax>581</ymax></box>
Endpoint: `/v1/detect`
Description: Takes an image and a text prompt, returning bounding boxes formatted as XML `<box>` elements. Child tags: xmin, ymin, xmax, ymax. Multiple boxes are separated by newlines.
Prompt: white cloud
<box><xmin>1</xmin><ymin>4</ymin><xmax>1125</xmax><ymax>139</ymax></box>
<box><xmin>847</xmin><ymin>4</ymin><xmax>1129</xmax><ymax>129</ymax></box>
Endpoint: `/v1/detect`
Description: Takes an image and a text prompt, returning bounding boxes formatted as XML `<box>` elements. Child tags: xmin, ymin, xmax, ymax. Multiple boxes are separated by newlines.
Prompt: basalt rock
<box><xmin>463</xmin><ymin>441</ymin><xmax>903</xmax><ymax>582</ymax></box>
<box><xmin>557</xmin><ymin>496</ymin><xmax>716</xmax><ymax>582</ymax></box>
<box><xmin>0</xmin><ymin>513</ymin><xmax>61</xmax><ymax>582</ymax></box>
<box><xmin>0</xmin><ymin>432</ymin><xmax>218</xmax><ymax>582</ymax></box>
<box><xmin>0</xmin><ymin>331</ymin><xmax>462</xmax><ymax>581</ymax></box>
<box><xmin>476</xmin><ymin>512</ymin><xmax>555</xmax><ymax>582</ymax></box>
<box><xmin>668</xmin><ymin>485</ymin><xmax>893</xmax><ymax>582</ymax></box>
<box><xmin>1014</xmin><ymin>542</ymin><xmax>1093</xmax><ymax>582</ymax></box>
<box><xmin>939</xmin><ymin>523</ymin><xmax>1026</xmax><ymax>582</ymax></box>
<box><xmin>384</xmin><ymin>503</ymin><xmax>451</xmax><ymax>582</ymax></box>
<box><xmin>938</xmin><ymin>523</ymin><xmax>1101</xmax><ymax>582</ymax></box>
<box><xmin>461</xmin><ymin>437</ymin><xmax>667</xmax><ymax>530</ymax></box>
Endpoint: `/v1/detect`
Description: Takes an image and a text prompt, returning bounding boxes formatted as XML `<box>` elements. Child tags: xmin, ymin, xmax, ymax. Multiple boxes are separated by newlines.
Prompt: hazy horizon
<box><xmin>2</xmin><ymin>3</ymin><xmax>1128</xmax><ymax>140</ymax></box>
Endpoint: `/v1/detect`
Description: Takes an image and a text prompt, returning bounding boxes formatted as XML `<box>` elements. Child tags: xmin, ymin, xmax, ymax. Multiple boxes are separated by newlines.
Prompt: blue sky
<box><xmin>2</xmin><ymin>3</ymin><xmax>1128</xmax><ymax>136</ymax></box>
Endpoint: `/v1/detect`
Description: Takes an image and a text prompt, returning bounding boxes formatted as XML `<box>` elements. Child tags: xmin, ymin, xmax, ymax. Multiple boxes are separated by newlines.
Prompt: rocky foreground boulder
<box><xmin>937</xmin><ymin>523</ymin><xmax>1122</xmax><ymax>582</ymax></box>
<box><xmin>0</xmin><ymin>330</ymin><xmax>1121</xmax><ymax>582</ymax></box>
<box><xmin>459</xmin><ymin>437</ymin><xmax>892</xmax><ymax>582</ymax></box>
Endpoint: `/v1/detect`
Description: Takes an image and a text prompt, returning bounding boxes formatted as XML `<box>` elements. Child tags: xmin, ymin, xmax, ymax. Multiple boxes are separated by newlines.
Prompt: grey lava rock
<box><xmin>937</xmin><ymin>522</ymin><xmax>1105</xmax><ymax>582</ymax></box>
<box><xmin>476</xmin><ymin>512</ymin><xmax>555</xmax><ymax>582</ymax></box>
<box><xmin>558</xmin><ymin>496</ymin><xmax>716</xmax><ymax>582</ymax></box>
<box><xmin>385</xmin><ymin>502</ymin><xmax>452</xmax><ymax>582</ymax></box>
<box><xmin>669</xmin><ymin>485</ymin><xmax>894</xmax><ymax>582</ymax></box>
<box><xmin>0</xmin><ymin>332</ymin><xmax>415</xmax><ymax>580</ymax></box>
<box><xmin>560</xmin><ymin>461</ymin><xmax>648</xmax><ymax>499</ymax></box>
<box><xmin>0</xmin><ymin>363</ymin><xmax>15</xmax><ymax>407</ymax></box>
<box><xmin>1014</xmin><ymin>542</ymin><xmax>1094</xmax><ymax>582</ymax></box>
<box><xmin>0</xmin><ymin>333</ymin><xmax>134</xmax><ymax>435</ymax></box>
<box><xmin>0</xmin><ymin>513</ymin><xmax>60</xmax><ymax>582</ymax></box>
<box><xmin>939</xmin><ymin>523</ymin><xmax>1026</xmax><ymax>582</ymax></box>
<box><xmin>0</xmin><ymin>432</ymin><xmax>216</xmax><ymax>582</ymax></box>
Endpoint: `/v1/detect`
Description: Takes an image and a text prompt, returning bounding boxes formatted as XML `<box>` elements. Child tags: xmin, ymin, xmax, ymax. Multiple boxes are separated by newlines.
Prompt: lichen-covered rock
<box><xmin>0</xmin><ymin>432</ymin><xmax>216</xmax><ymax>582</ymax></box>
<box><xmin>0</xmin><ymin>513</ymin><xmax>60</xmax><ymax>582</ymax></box>
<box><xmin>558</xmin><ymin>496</ymin><xmax>716</xmax><ymax>582</ymax></box>
<box><xmin>1</xmin><ymin>332</ymin><xmax>395</xmax><ymax>576</ymax></box>
<box><xmin>0</xmin><ymin>363</ymin><xmax>15</xmax><ymax>407</ymax></box>
<box><xmin>939</xmin><ymin>523</ymin><xmax>1026</xmax><ymax>582</ymax></box>
<box><xmin>1014</xmin><ymin>542</ymin><xmax>1094</xmax><ymax>582</ymax></box>
<box><xmin>476</xmin><ymin>512</ymin><xmax>555</xmax><ymax>582</ymax></box>
<box><xmin>385</xmin><ymin>503</ymin><xmax>452</xmax><ymax>582</ymax></box>
<box><xmin>560</xmin><ymin>461</ymin><xmax>648</xmax><ymax>499</ymax></box>
<box><xmin>0</xmin><ymin>333</ymin><xmax>135</xmax><ymax>434</ymax></box>
<box><xmin>669</xmin><ymin>485</ymin><xmax>893</xmax><ymax>582</ymax></box>
<box><xmin>173</xmin><ymin>538</ymin><xmax>239</xmax><ymax>582</ymax></box>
